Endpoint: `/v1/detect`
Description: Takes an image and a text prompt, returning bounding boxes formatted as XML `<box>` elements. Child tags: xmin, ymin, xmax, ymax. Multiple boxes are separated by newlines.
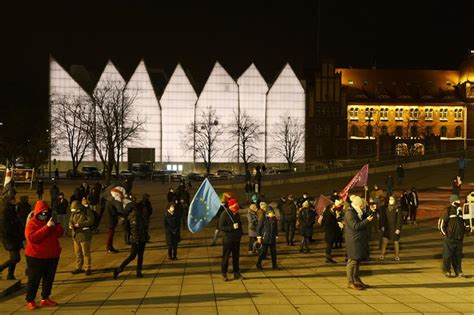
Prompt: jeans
<box><xmin>346</xmin><ymin>259</ymin><xmax>361</xmax><ymax>284</ymax></box>
<box><xmin>0</xmin><ymin>250</ymin><xmax>21</xmax><ymax>279</ymax></box>
<box><xmin>25</xmin><ymin>256</ymin><xmax>59</xmax><ymax>302</ymax></box>
<box><xmin>443</xmin><ymin>238</ymin><xmax>463</xmax><ymax>274</ymax></box>
<box><xmin>73</xmin><ymin>240</ymin><xmax>92</xmax><ymax>270</ymax></box>
<box><xmin>221</xmin><ymin>241</ymin><xmax>240</xmax><ymax>275</ymax></box>
<box><xmin>257</xmin><ymin>243</ymin><xmax>277</xmax><ymax>268</ymax></box>
<box><xmin>119</xmin><ymin>242</ymin><xmax>146</xmax><ymax>274</ymax></box>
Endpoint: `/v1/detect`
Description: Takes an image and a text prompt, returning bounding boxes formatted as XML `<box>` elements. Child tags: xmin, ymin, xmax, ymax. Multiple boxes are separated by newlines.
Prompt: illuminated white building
<box><xmin>50</xmin><ymin>58</ymin><xmax>306</xmax><ymax>170</ymax></box>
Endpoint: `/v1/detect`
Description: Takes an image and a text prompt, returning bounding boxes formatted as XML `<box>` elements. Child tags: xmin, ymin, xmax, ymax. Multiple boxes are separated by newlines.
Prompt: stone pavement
<box><xmin>0</xmin><ymin>211</ymin><xmax>473</xmax><ymax>314</ymax></box>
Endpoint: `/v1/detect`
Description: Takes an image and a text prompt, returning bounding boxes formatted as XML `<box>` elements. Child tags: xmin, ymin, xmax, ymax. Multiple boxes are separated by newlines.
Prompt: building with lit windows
<box><xmin>49</xmin><ymin>58</ymin><xmax>306</xmax><ymax>172</ymax></box>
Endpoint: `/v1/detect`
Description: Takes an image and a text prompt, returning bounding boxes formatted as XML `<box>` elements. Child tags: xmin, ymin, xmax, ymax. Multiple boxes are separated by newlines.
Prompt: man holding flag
<box><xmin>340</xmin><ymin>164</ymin><xmax>369</xmax><ymax>201</ymax></box>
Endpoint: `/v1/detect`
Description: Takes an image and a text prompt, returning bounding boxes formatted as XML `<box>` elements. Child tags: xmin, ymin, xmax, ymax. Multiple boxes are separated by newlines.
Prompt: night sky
<box><xmin>2</xmin><ymin>1</ymin><xmax>473</xmax><ymax>129</ymax></box>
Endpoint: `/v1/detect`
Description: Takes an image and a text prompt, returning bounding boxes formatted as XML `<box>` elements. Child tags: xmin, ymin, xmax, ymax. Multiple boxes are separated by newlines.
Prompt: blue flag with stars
<box><xmin>188</xmin><ymin>178</ymin><xmax>221</xmax><ymax>233</ymax></box>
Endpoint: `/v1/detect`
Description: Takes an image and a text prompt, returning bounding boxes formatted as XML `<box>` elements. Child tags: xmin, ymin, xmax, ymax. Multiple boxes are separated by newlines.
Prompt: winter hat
<box><xmin>249</xmin><ymin>204</ymin><xmax>258</xmax><ymax>213</ymax></box>
<box><xmin>259</xmin><ymin>202</ymin><xmax>268</xmax><ymax>211</ymax></box>
<box><xmin>266</xmin><ymin>207</ymin><xmax>275</xmax><ymax>217</ymax></box>
<box><xmin>228</xmin><ymin>199</ymin><xmax>240</xmax><ymax>213</ymax></box>
<box><xmin>302</xmin><ymin>200</ymin><xmax>310</xmax><ymax>208</ymax></box>
<box><xmin>287</xmin><ymin>194</ymin><xmax>294</xmax><ymax>201</ymax></box>
<box><xmin>251</xmin><ymin>194</ymin><xmax>259</xmax><ymax>203</ymax></box>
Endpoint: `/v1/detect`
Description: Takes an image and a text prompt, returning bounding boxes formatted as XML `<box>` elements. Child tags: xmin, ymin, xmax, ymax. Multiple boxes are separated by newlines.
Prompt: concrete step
<box><xmin>0</xmin><ymin>279</ymin><xmax>21</xmax><ymax>298</ymax></box>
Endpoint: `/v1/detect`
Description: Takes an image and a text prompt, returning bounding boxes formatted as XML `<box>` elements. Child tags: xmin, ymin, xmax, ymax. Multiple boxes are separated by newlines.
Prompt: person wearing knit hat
<box><xmin>256</xmin><ymin>206</ymin><xmax>280</xmax><ymax>270</ymax></box>
<box><xmin>219</xmin><ymin>199</ymin><xmax>245</xmax><ymax>281</ymax></box>
<box><xmin>247</xmin><ymin>204</ymin><xmax>259</xmax><ymax>254</ymax></box>
<box><xmin>298</xmin><ymin>199</ymin><xmax>316</xmax><ymax>253</ymax></box>
<box><xmin>440</xmin><ymin>194</ymin><xmax>468</xmax><ymax>278</ymax></box>
<box><xmin>69</xmin><ymin>199</ymin><xmax>95</xmax><ymax>276</ymax></box>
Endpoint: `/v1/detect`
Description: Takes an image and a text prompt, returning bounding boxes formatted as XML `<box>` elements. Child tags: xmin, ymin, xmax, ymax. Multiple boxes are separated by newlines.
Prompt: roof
<box><xmin>337</xmin><ymin>68</ymin><xmax>462</xmax><ymax>102</ymax></box>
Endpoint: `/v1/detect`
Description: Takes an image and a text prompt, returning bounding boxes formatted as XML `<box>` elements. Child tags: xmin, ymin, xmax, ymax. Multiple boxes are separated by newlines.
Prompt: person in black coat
<box><xmin>49</xmin><ymin>182</ymin><xmax>60</xmax><ymax>209</ymax></box>
<box><xmin>400</xmin><ymin>191</ymin><xmax>410</xmax><ymax>224</ymax></box>
<box><xmin>256</xmin><ymin>207</ymin><xmax>279</xmax><ymax>270</ymax></box>
<box><xmin>0</xmin><ymin>197</ymin><xmax>25</xmax><ymax>279</ymax></box>
<box><xmin>219</xmin><ymin>199</ymin><xmax>244</xmax><ymax>281</ymax></box>
<box><xmin>167</xmin><ymin>188</ymin><xmax>176</xmax><ymax>203</ymax></box>
<box><xmin>104</xmin><ymin>198</ymin><xmax>122</xmax><ymax>253</ymax></box>
<box><xmin>17</xmin><ymin>195</ymin><xmax>32</xmax><ymax>233</ymax></box>
<box><xmin>164</xmin><ymin>203</ymin><xmax>181</xmax><ymax>260</ymax></box>
<box><xmin>408</xmin><ymin>187</ymin><xmax>419</xmax><ymax>225</ymax></box>
<box><xmin>298</xmin><ymin>201</ymin><xmax>316</xmax><ymax>253</ymax></box>
<box><xmin>113</xmin><ymin>202</ymin><xmax>148</xmax><ymax>279</ymax></box>
<box><xmin>379</xmin><ymin>196</ymin><xmax>403</xmax><ymax>261</ymax></box>
<box><xmin>36</xmin><ymin>180</ymin><xmax>44</xmax><ymax>200</ymax></box>
<box><xmin>321</xmin><ymin>199</ymin><xmax>343</xmax><ymax>263</ymax></box>
<box><xmin>344</xmin><ymin>196</ymin><xmax>374</xmax><ymax>290</ymax></box>
<box><xmin>281</xmin><ymin>195</ymin><xmax>297</xmax><ymax>245</ymax></box>
<box><xmin>140</xmin><ymin>194</ymin><xmax>153</xmax><ymax>242</ymax></box>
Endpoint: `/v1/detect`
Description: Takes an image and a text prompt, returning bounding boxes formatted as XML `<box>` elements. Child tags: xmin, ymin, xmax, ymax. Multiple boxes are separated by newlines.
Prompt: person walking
<box><xmin>408</xmin><ymin>187</ymin><xmax>419</xmax><ymax>225</ymax></box>
<box><xmin>345</xmin><ymin>196</ymin><xmax>374</xmax><ymax>290</ymax></box>
<box><xmin>247</xmin><ymin>203</ymin><xmax>259</xmax><ymax>254</ymax></box>
<box><xmin>164</xmin><ymin>203</ymin><xmax>181</xmax><ymax>260</ymax></box>
<box><xmin>400</xmin><ymin>191</ymin><xmax>410</xmax><ymax>224</ymax></box>
<box><xmin>104</xmin><ymin>193</ymin><xmax>123</xmax><ymax>254</ymax></box>
<box><xmin>35</xmin><ymin>180</ymin><xmax>44</xmax><ymax>200</ymax></box>
<box><xmin>0</xmin><ymin>196</ymin><xmax>24</xmax><ymax>280</ymax></box>
<box><xmin>321</xmin><ymin>199</ymin><xmax>343</xmax><ymax>263</ymax></box>
<box><xmin>24</xmin><ymin>200</ymin><xmax>63</xmax><ymax>310</ymax></box>
<box><xmin>219</xmin><ymin>199</ymin><xmax>244</xmax><ymax>281</ymax></box>
<box><xmin>113</xmin><ymin>202</ymin><xmax>148</xmax><ymax>279</ymax></box>
<box><xmin>140</xmin><ymin>194</ymin><xmax>153</xmax><ymax>242</ymax></box>
<box><xmin>396</xmin><ymin>164</ymin><xmax>405</xmax><ymax>186</ymax></box>
<box><xmin>256</xmin><ymin>207</ymin><xmax>279</xmax><ymax>270</ymax></box>
<box><xmin>281</xmin><ymin>195</ymin><xmax>297</xmax><ymax>245</ymax></box>
<box><xmin>69</xmin><ymin>200</ymin><xmax>95</xmax><ymax>275</ymax></box>
<box><xmin>379</xmin><ymin>196</ymin><xmax>403</xmax><ymax>261</ymax></box>
<box><xmin>440</xmin><ymin>195</ymin><xmax>468</xmax><ymax>278</ymax></box>
<box><xmin>54</xmin><ymin>193</ymin><xmax>69</xmax><ymax>237</ymax></box>
<box><xmin>298</xmin><ymin>200</ymin><xmax>315</xmax><ymax>253</ymax></box>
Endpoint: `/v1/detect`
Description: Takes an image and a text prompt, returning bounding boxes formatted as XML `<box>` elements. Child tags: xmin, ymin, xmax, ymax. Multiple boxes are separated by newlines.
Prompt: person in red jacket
<box><xmin>24</xmin><ymin>200</ymin><xmax>63</xmax><ymax>310</ymax></box>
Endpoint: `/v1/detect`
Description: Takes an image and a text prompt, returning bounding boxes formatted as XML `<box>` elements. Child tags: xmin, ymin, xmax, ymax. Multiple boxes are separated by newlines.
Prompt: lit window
<box><xmin>348</xmin><ymin>80</ymin><xmax>354</xmax><ymax>85</ymax></box>
<box><xmin>454</xmin><ymin>108</ymin><xmax>463</xmax><ymax>121</ymax></box>
<box><xmin>424</xmin><ymin>108</ymin><xmax>433</xmax><ymax>120</ymax></box>
<box><xmin>440</xmin><ymin>108</ymin><xmax>448</xmax><ymax>121</ymax></box>
<box><xmin>349</xmin><ymin>107</ymin><xmax>359</xmax><ymax>120</ymax></box>
<box><xmin>365</xmin><ymin>107</ymin><xmax>374</xmax><ymax>120</ymax></box>
<box><xmin>395</xmin><ymin>108</ymin><xmax>404</xmax><ymax>120</ymax></box>
<box><xmin>380</xmin><ymin>108</ymin><xmax>389</xmax><ymax>120</ymax></box>
<box><xmin>409</xmin><ymin>108</ymin><xmax>419</xmax><ymax>120</ymax></box>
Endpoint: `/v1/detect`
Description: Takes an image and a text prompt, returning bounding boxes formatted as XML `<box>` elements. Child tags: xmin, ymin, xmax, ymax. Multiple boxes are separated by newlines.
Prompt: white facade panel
<box><xmin>126</xmin><ymin>60</ymin><xmax>161</xmax><ymax>162</ymax></box>
<box><xmin>160</xmin><ymin>64</ymin><xmax>197</xmax><ymax>163</ymax></box>
<box><xmin>49</xmin><ymin>57</ymin><xmax>91</xmax><ymax>161</ymax></box>
<box><xmin>237</xmin><ymin>64</ymin><xmax>268</xmax><ymax>163</ymax></box>
<box><xmin>195</xmin><ymin>62</ymin><xmax>239</xmax><ymax>163</ymax></box>
<box><xmin>266</xmin><ymin>64</ymin><xmax>305</xmax><ymax>164</ymax></box>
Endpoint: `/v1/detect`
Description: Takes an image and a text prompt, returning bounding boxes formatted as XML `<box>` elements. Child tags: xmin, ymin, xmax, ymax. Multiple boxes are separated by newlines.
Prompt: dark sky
<box><xmin>2</xmin><ymin>1</ymin><xmax>473</xmax><ymax>125</ymax></box>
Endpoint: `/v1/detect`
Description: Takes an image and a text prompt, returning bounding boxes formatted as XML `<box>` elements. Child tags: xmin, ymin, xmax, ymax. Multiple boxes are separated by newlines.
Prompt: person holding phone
<box><xmin>24</xmin><ymin>200</ymin><xmax>64</xmax><ymax>310</ymax></box>
<box><xmin>219</xmin><ymin>198</ymin><xmax>244</xmax><ymax>281</ymax></box>
<box><xmin>379</xmin><ymin>196</ymin><xmax>403</xmax><ymax>261</ymax></box>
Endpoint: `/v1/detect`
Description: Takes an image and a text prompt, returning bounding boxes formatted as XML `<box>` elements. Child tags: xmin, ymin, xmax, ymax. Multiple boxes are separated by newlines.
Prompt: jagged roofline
<box><xmin>237</xmin><ymin>63</ymin><xmax>269</xmax><ymax>88</ymax></box>
<box><xmin>127</xmin><ymin>58</ymin><xmax>163</xmax><ymax>110</ymax></box>
<box><xmin>267</xmin><ymin>63</ymin><xmax>305</xmax><ymax>92</ymax></box>
<box><xmin>160</xmin><ymin>62</ymin><xmax>198</xmax><ymax>100</ymax></box>
<box><xmin>49</xmin><ymin>55</ymin><xmax>90</xmax><ymax>96</ymax></box>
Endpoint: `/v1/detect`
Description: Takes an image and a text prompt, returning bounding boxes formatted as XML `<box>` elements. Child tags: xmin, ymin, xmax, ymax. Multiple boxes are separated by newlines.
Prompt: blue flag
<box><xmin>188</xmin><ymin>178</ymin><xmax>221</xmax><ymax>233</ymax></box>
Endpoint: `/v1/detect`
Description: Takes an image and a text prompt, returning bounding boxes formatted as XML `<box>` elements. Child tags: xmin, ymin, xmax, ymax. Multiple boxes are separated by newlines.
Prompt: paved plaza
<box><xmin>0</xmin><ymin>164</ymin><xmax>473</xmax><ymax>314</ymax></box>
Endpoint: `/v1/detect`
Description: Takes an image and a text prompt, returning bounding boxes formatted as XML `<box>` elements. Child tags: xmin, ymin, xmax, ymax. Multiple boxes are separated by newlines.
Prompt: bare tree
<box><xmin>273</xmin><ymin>116</ymin><xmax>304</xmax><ymax>170</ymax></box>
<box><xmin>183</xmin><ymin>107</ymin><xmax>223</xmax><ymax>175</ymax></box>
<box><xmin>79</xmin><ymin>80</ymin><xmax>144</xmax><ymax>184</ymax></box>
<box><xmin>50</xmin><ymin>94</ymin><xmax>90</xmax><ymax>176</ymax></box>
<box><xmin>230</xmin><ymin>111</ymin><xmax>263</xmax><ymax>173</ymax></box>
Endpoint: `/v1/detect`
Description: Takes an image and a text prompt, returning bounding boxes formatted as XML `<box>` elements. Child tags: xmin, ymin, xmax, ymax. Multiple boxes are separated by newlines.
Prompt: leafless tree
<box><xmin>50</xmin><ymin>94</ymin><xmax>90</xmax><ymax>176</ymax></box>
<box><xmin>273</xmin><ymin>116</ymin><xmax>304</xmax><ymax>170</ymax></box>
<box><xmin>230</xmin><ymin>111</ymin><xmax>263</xmax><ymax>173</ymax></box>
<box><xmin>79</xmin><ymin>80</ymin><xmax>144</xmax><ymax>184</ymax></box>
<box><xmin>183</xmin><ymin>107</ymin><xmax>223</xmax><ymax>175</ymax></box>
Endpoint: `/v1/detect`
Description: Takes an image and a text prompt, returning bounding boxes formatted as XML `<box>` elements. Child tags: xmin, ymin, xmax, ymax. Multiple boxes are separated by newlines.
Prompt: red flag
<box><xmin>340</xmin><ymin>164</ymin><xmax>369</xmax><ymax>201</ymax></box>
<box><xmin>315</xmin><ymin>194</ymin><xmax>333</xmax><ymax>215</ymax></box>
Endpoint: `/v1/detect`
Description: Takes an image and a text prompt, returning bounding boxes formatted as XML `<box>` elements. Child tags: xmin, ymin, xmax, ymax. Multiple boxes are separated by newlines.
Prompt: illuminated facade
<box><xmin>49</xmin><ymin>59</ymin><xmax>306</xmax><ymax>170</ymax></box>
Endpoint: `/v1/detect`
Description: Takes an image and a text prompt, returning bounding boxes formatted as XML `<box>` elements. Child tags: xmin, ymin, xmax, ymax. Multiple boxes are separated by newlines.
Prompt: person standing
<box><xmin>24</xmin><ymin>200</ymin><xmax>63</xmax><ymax>310</ymax></box>
<box><xmin>400</xmin><ymin>191</ymin><xmax>410</xmax><ymax>224</ymax></box>
<box><xmin>17</xmin><ymin>195</ymin><xmax>32</xmax><ymax>233</ymax></box>
<box><xmin>457</xmin><ymin>157</ymin><xmax>467</xmax><ymax>180</ymax></box>
<box><xmin>396</xmin><ymin>164</ymin><xmax>405</xmax><ymax>186</ymax></box>
<box><xmin>247</xmin><ymin>204</ymin><xmax>258</xmax><ymax>254</ymax></box>
<box><xmin>219</xmin><ymin>199</ymin><xmax>244</xmax><ymax>281</ymax></box>
<box><xmin>113</xmin><ymin>202</ymin><xmax>148</xmax><ymax>278</ymax></box>
<box><xmin>164</xmin><ymin>203</ymin><xmax>180</xmax><ymax>260</ymax></box>
<box><xmin>0</xmin><ymin>196</ymin><xmax>24</xmax><ymax>280</ymax></box>
<box><xmin>441</xmin><ymin>195</ymin><xmax>468</xmax><ymax>278</ymax></box>
<box><xmin>49</xmin><ymin>182</ymin><xmax>60</xmax><ymax>210</ymax></box>
<box><xmin>298</xmin><ymin>200</ymin><xmax>315</xmax><ymax>253</ymax></box>
<box><xmin>89</xmin><ymin>181</ymin><xmax>102</xmax><ymax>213</ymax></box>
<box><xmin>452</xmin><ymin>176</ymin><xmax>462</xmax><ymax>196</ymax></box>
<box><xmin>385</xmin><ymin>175</ymin><xmax>394</xmax><ymax>197</ymax></box>
<box><xmin>167</xmin><ymin>188</ymin><xmax>176</xmax><ymax>203</ymax></box>
<box><xmin>69</xmin><ymin>200</ymin><xmax>95</xmax><ymax>275</ymax></box>
<box><xmin>256</xmin><ymin>207</ymin><xmax>279</xmax><ymax>270</ymax></box>
<box><xmin>281</xmin><ymin>195</ymin><xmax>297</xmax><ymax>246</ymax></box>
<box><xmin>140</xmin><ymin>194</ymin><xmax>153</xmax><ymax>242</ymax></box>
<box><xmin>379</xmin><ymin>196</ymin><xmax>403</xmax><ymax>261</ymax></box>
<box><xmin>345</xmin><ymin>196</ymin><xmax>374</xmax><ymax>290</ymax></box>
<box><xmin>254</xmin><ymin>166</ymin><xmax>262</xmax><ymax>194</ymax></box>
<box><xmin>104</xmin><ymin>194</ymin><xmax>122</xmax><ymax>254</ymax></box>
<box><xmin>321</xmin><ymin>199</ymin><xmax>343</xmax><ymax>263</ymax></box>
<box><xmin>36</xmin><ymin>180</ymin><xmax>44</xmax><ymax>200</ymax></box>
<box><xmin>54</xmin><ymin>193</ymin><xmax>69</xmax><ymax>237</ymax></box>
<box><xmin>408</xmin><ymin>187</ymin><xmax>419</xmax><ymax>225</ymax></box>
<box><xmin>245</xmin><ymin>181</ymin><xmax>254</xmax><ymax>204</ymax></box>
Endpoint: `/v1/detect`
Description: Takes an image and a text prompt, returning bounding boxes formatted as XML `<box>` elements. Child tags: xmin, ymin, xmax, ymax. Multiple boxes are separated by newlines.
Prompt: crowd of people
<box><xmin>0</xmin><ymin>161</ymin><xmax>472</xmax><ymax>309</ymax></box>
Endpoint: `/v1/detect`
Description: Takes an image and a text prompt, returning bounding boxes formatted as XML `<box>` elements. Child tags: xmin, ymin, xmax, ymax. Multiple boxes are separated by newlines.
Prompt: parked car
<box><xmin>131</xmin><ymin>163</ymin><xmax>152</xmax><ymax>179</ymax></box>
<box><xmin>81</xmin><ymin>166</ymin><xmax>101</xmax><ymax>178</ymax></box>
<box><xmin>119</xmin><ymin>170</ymin><xmax>133</xmax><ymax>180</ymax></box>
<box><xmin>216</xmin><ymin>169</ymin><xmax>235</xmax><ymax>179</ymax></box>
<box><xmin>186</xmin><ymin>172</ymin><xmax>205</xmax><ymax>181</ymax></box>
<box><xmin>151</xmin><ymin>170</ymin><xmax>182</xmax><ymax>182</ymax></box>
<box><xmin>66</xmin><ymin>169</ymin><xmax>83</xmax><ymax>178</ymax></box>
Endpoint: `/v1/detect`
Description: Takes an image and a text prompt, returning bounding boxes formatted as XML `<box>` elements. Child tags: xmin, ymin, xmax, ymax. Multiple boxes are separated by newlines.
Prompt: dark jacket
<box><xmin>36</xmin><ymin>181</ymin><xmax>44</xmax><ymax>195</ymax></box>
<box><xmin>344</xmin><ymin>207</ymin><xmax>370</xmax><ymax>260</ymax></box>
<box><xmin>164</xmin><ymin>211</ymin><xmax>181</xmax><ymax>246</ymax></box>
<box><xmin>441</xmin><ymin>205</ymin><xmax>467</xmax><ymax>241</ymax></box>
<box><xmin>219</xmin><ymin>209</ymin><xmax>243</xmax><ymax>243</ymax></box>
<box><xmin>89</xmin><ymin>183</ymin><xmax>102</xmax><ymax>206</ymax></box>
<box><xmin>69</xmin><ymin>205</ymin><xmax>95</xmax><ymax>242</ymax></box>
<box><xmin>257</xmin><ymin>216</ymin><xmax>278</xmax><ymax>245</ymax></box>
<box><xmin>298</xmin><ymin>207</ymin><xmax>316</xmax><ymax>237</ymax></box>
<box><xmin>140</xmin><ymin>196</ymin><xmax>153</xmax><ymax>224</ymax></box>
<box><xmin>17</xmin><ymin>198</ymin><xmax>32</xmax><ymax>230</ymax></box>
<box><xmin>54</xmin><ymin>198</ymin><xmax>69</xmax><ymax>215</ymax></box>
<box><xmin>400</xmin><ymin>194</ymin><xmax>410</xmax><ymax>212</ymax></box>
<box><xmin>1</xmin><ymin>202</ymin><xmax>24</xmax><ymax>251</ymax></box>
<box><xmin>321</xmin><ymin>207</ymin><xmax>341</xmax><ymax>243</ymax></box>
<box><xmin>104</xmin><ymin>199</ymin><xmax>121</xmax><ymax>229</ymax></box>
<box><xmin>281</xmin><ymin>200</ymin><xmax>297</xmax><ymax>221</ymax></box>
<box><xmin>167</xmin><ymin>191</ymin><xmax>176</xmax><ymax>203</ymax></box>
<box><xmin>379</xmin><ymin>204</ymin><xmax>403</xmax><ymax>241</ymax></box>
<box><xmin>128</xmin><ymin>207</ymin><xmax>148</xmax><ymax>243</ymax></box>
<box><xmin>408</xmin><ymin>191</ymin><xmax>419</xmax><ymax>208</ymax></box>
<box><xmin>50</xmin><ymin>185</ymin><xmax>60</xmax><ymax>204</ymax></box>
<box><xmin>396</xmin><ymin>166</ymin><xmax>405</xmax><ymax>178</ymax></box>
